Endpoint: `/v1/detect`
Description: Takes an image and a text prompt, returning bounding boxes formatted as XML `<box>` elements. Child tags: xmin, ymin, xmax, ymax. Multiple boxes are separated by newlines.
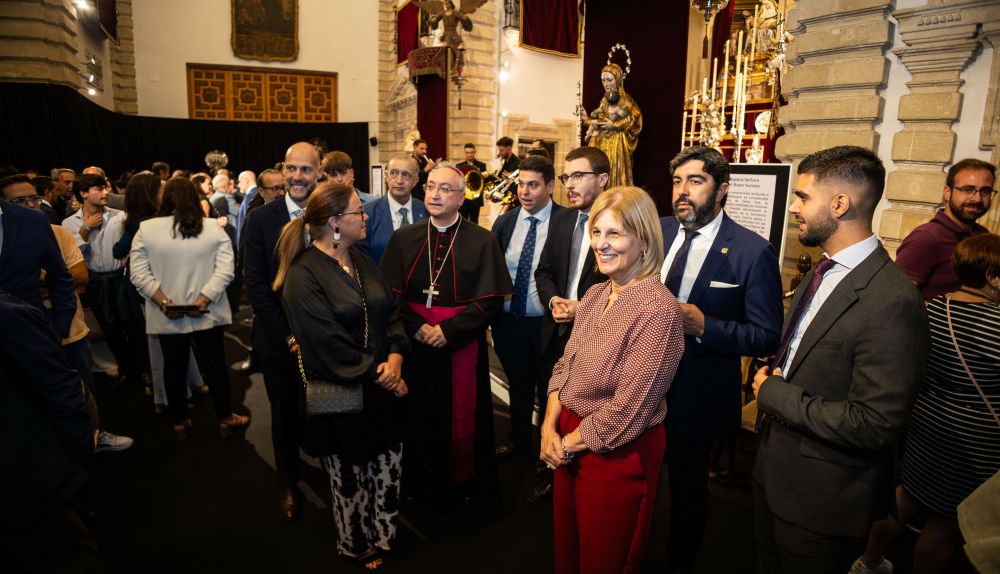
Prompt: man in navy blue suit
<box><xmin>490</xmin><ymin>155</ymin><xmax>563</xmax><ymax>457</ymax></box>
<box><xmin>0</xmin><ymin>291</ymin><xmax>100</xmax><ymax>571</ymax></box>
<box><xmin>0</xmin><ymin>196</ymin><xmax>76</xmax><ymax>340</ymax></box>
<box><xmin>358</xmin><ymin>153</ymin><xmax>428</xmax><ymax>264</ymax></box>
<box><xmin>243</xmin><ymin>141</ymin><xmax>322</xmax><ymax>522</ymax></box>
<box><xmin>660</xmin><ymin>146</ymin><xmax>783</xmax><ymax>573</ymax></box>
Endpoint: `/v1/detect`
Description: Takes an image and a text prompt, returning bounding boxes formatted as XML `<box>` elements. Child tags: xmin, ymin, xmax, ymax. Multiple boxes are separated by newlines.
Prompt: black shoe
<box><xmin>495</xmin><ymin>443</ymin><xmax>517</xmax><ymax>458</ymax></box>
<box><xmin>525</xmin><ymin>479</ymin><xmax>552</xmax><ymax>503</ymax></box>
<box><xmin>236</xmin><ymin>355</ymin><xmax>257</xmax><ymax>376</ymax></box>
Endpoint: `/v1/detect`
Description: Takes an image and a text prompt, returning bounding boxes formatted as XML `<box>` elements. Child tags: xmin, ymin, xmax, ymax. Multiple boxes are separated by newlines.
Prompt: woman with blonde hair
<box><xmin>540</xmin><ymin>186</ymin><xmax>685</xmax><ymax>573</ymax></box>
<box><xmin>273</xmin><ymin>183</ymin><xmax>410</xmax><ymax>571</ymax></box>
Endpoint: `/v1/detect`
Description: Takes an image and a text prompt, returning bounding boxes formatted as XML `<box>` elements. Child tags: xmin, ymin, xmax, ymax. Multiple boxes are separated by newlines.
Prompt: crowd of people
<box><xmin>0</xmin><ymin>141</ymin><xmax>997</xmax><ymax>574</ymax></box>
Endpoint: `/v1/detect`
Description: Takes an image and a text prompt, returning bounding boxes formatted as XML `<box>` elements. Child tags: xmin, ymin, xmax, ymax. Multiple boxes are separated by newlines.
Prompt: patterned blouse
<box><xmin>549</xmin><ymin>274</ymin><xmax>685</xmax><ymax>454</ymax></box>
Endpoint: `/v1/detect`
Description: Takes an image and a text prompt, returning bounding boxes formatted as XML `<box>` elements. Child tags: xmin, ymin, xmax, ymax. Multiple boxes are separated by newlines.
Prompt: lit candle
<box><xmin>690</xmin><ymin>93</ymin><xmax>699</xmax><ymax>144</ymax></box>
<box><xmin>681</xmin><ymin>109</ymin><xmax>688</xmax><ymax>148</ymax></box>
<box><xmin>722</xmin><ymin>40</ymin><xmax>730</xmax><ymax>102</ymax></box>
<box><xmin>711</xmin><ymin>57</ymin><xmax>718</xmax><ymax>102</ymax></box>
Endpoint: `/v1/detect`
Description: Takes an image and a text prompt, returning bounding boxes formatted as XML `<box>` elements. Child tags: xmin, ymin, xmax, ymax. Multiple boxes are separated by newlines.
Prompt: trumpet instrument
<box><xmin>484</xmin><ymin>169</ymin><xmax>519</xmax><ymax>206</ymax></box>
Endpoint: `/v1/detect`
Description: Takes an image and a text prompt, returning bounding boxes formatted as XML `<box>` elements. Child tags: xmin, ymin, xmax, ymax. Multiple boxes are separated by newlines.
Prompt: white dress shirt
<box><xmin>780</xmin><ymin>234</ymin><xmax>880</xmax><ymax>372</ymax></box>
<box><xmin>285</xmin><ymin>193</ymin><xmax>306</xmax><ymax>219</ymax></box>
<box><xmin>659</xmin><ymin>210</ymin><xmax>725</xmax><ymax>303</ymax></box>
<box><xmin>387</xmin><ymin>194</ymin><xmax>414</xmax><ymax>231</ymax></box>
<box><xmin>62</xmin><ymin>207</ymin><xmax>125</xmax><ymax>273</ymax></box>
<box><xmin>566</xmin><ymin>209</ymin><xmax>591</xmax><ymax>300</ymax></box>
<box><xmin>503</xmin><ymin>201</ymin><xmax>554</xmax><ymax>316</ymax></box>
<box><xmin>129</xmin><ymin>216</ymin><xmax>235</xmax><ymax>335</ymax></box>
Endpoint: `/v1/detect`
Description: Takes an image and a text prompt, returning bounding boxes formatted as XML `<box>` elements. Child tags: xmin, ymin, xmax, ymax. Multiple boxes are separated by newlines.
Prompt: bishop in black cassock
<box><xmin>381</xmin><ymin>211</ymin><xmax>512</xmax><ymax>501</ymax></box>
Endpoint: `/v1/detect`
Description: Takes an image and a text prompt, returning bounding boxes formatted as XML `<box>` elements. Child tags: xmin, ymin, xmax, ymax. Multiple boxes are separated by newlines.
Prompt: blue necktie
<box><xmin>511</xmin><ymin>216</ymin><xmax>539</xmax><ymax>319</ymax></box>
<box><xmin>664</xmin><ymin>229</ymin><xmax>698</xmax><ymax>297</ymax></box>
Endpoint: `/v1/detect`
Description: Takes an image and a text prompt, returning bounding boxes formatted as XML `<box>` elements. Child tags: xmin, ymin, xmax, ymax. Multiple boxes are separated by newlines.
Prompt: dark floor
<box><xmin>80</xmin><ymin>307</ymin><xmax>970</xmax><ymax>574</ymax></box>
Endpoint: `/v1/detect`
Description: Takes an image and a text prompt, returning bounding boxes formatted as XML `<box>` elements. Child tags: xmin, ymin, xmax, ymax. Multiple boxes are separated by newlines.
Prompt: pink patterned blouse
<box><xmin>548</xmin><ymin>274</ymin><xmax>684</xmax><ymax>454</ymax></box>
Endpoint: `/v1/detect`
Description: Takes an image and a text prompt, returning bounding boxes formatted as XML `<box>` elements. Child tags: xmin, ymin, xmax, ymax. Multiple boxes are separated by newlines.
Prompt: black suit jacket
<box><xmin>660</xmin><ymin>214</ymin><xmax>783</xmax><ymax>440</ymax></box>
<box><xmin>534</xmin><ymin>207</ymin><xmax>606</xmax><ymax>354</ymax></box>
<box><xmin>0</xmin><ymin>293</ymin><xmax>94</xmax><ymax>529</ymax></box>
<box><xmin>0</xmin><ymin>199</ymin><xmax>76</xmax><ymax>338</ymax></box>
<box><xmin>243</xmin><ymin>198</ymin><xmax>292</xmax><ymax>359</ymax></box>
<box><xmin>754</xmin><ymin>245</ymin><xmax>929</xmax><ymax>537</ymax></box>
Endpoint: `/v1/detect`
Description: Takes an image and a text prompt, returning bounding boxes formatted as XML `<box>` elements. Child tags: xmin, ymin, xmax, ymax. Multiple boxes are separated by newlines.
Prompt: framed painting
<box><xmin>231</xmin><ymin>0</ymin><xmax>299</xmax><ymax>62</ymax></box>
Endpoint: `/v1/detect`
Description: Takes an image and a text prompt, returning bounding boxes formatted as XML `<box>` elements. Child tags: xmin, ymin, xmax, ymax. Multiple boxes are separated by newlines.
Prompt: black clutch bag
<box><xmin>296</xmin><ymin>348</ymin><xmax>363</xmax><ymax>415</ymax></box>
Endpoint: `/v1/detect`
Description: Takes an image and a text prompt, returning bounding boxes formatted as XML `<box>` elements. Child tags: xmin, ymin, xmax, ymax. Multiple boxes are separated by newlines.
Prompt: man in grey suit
<box><xmin>751</xmin><ymin>146</ymin><xmax>929</xmax><ymax>573</ymax></box>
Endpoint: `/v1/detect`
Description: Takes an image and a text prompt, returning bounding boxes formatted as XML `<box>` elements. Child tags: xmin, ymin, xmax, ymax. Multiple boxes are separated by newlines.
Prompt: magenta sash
<box><xmin>407</xmin><ymin>301</ymin><xmax>479</xmax><ymax>485</ymax></box>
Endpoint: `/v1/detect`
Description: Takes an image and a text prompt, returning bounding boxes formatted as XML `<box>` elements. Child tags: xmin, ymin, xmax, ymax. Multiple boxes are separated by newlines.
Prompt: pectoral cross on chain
<box><xmin>423</xmin><ymin>284</ymin><xmax>440</xmax><ymax>308</ymax></box>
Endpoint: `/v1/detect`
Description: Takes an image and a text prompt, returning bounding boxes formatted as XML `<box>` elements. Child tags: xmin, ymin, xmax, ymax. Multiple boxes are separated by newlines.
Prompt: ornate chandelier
<box><xmin>690</xmin><ymin>0</ymin><xmax>729</xmax><ymax>57</ymax></box>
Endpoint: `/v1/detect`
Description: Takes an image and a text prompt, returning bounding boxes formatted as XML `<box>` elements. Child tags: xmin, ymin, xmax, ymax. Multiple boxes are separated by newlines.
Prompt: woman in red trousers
<box><xmin>540</xmin><ymin>186</ymin><xmax>685</xmax><ymax>574</ymax></box>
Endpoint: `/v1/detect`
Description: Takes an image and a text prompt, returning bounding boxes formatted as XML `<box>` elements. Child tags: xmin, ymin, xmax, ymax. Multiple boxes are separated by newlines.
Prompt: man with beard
<box><xmin>527</xmin><ymin>146</ymin><xmax>611</xmax><ymax>503</ymax></box>
<box><xmin>243</xmin><ymin>142</ymin><xmax>322</xmax><ymax>522</ymax></box>
<box><xmin>751</xmin><ymin>146</ymin><xmax>928</xmax><ymax>573</ymax></box>
<box><xmin>659</xmin><ymin>146</ymin><xmax>783</xmax><ymax>573</ymax></box>
<box><xmin>412</xmin><ymin>138</ymin><xmax>435</xmax><ymax>201</ymax></box>
<box><xmin>381</xmin><ymin>163</ymin><xmax>512</xmax><ymax>505</ymax></box>
<box><xmin>895</xmin><ymin>158</ymin><xmax>994</xmax><ymax>300</ymax></box>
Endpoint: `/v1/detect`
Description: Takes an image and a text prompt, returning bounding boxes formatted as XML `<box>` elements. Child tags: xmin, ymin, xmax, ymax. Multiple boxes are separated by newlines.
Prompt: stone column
<box><xmin>879</xmin><ymin>0</ymin><xmax>1000</xmax><ymax>252</ymax></box>
<box><xmin>0</xmin><ymin>0</ymin><xmax>81</xmax><ymax>88</ymax></box>
<box><xmin>378</xmin><ymin>1</ymin><xmax>498</xmax><ymax>167</ymax></box>
<box><xmin>774</xmin><ymin>0</ymin><xmax>895</xmax><ymax>284</ymax></box>
<box><xmin>110</xmin><ymin>0</ymin><xmax>137</xmax><ymax>114</ymax></box>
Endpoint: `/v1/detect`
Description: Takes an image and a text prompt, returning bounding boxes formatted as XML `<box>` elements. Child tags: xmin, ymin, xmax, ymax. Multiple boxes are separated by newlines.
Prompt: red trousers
<box><xmin>553</xmin><ymin>409</ymin><xmax>665</xmax><ymax>574</ymax></box>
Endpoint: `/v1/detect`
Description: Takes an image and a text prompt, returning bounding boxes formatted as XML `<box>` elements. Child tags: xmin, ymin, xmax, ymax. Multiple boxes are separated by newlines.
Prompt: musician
<box><xmin>457</xmin><ymin>143</ymin><xmax>486</xmax><ymax>223</ymax></box>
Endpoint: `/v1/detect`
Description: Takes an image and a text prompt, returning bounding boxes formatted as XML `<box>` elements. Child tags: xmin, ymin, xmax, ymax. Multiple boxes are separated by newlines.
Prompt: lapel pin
<box><xmin>721</xmin><ymin>247</ymin><xmax>729</xmax><ymax>254</ymax></box>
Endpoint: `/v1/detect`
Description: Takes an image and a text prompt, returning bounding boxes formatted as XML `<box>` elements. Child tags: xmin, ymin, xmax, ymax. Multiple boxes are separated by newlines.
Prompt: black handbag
<box><xmin>296</xmin><ymin>348</ymin><xmax>363</xmax><ymax>415</ymax></box>
<box><xmin>294</xmin><ymin>254</ymin><xmax>369</xmax><ymax>416</ymax></box>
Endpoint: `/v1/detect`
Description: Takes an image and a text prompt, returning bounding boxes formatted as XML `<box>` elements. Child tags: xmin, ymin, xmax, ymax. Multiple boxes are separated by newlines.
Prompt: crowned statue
<box><xmin>585</xmin><ymin>45</ymin><xmax>642</xmax><ymax>188</ymax></box>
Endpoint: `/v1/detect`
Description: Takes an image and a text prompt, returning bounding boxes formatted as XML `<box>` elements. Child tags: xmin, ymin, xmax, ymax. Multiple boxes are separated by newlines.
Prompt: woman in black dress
<box><xmin>856</xmin><ymin>233</ymin><xmax>1000</xmax><ymax>574</ymax></box>
<box><xmin>273</xmin><ymin>183</ymin><xmax>409</xmax><ymax>571</ymax></box>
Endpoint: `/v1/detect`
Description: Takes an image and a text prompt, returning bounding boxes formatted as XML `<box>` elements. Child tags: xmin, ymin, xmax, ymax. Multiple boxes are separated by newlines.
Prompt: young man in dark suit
<box><xmin>659</xmin><ymin>147</ymin><xmax>784</xmax><ymax>573</ymax></box>
<box><xmin>752</xmin><ymin>146</ymin><xmax>929</xmax><ymax>574</ymax></box>
<box><xmin>243</xmin><ymin>142</ymin><xmax>322</xmax><ymax>522</ymax></box>
<box><xmin>0</xmin><ymin>195</ymin><xmax>76</xmax><ymax>340</ymax></box>
<box><xmin>491</xmin><ymin>155</ymin><xmax>562</xmax><ymax>458</ymax></box>
<box><xmin>358</xmin><ymin>153</ymin><xmax>428</xmax><ymax>265</ymax></box>
<box><xmin>0</xmin><ymin>291</ymin><xmax>100</xmax><ymax>572</ymax></box>
<box><xmin>527</xmin><ymin>146</ymin><xmax>610</xmax><ymax>502</ymax></box>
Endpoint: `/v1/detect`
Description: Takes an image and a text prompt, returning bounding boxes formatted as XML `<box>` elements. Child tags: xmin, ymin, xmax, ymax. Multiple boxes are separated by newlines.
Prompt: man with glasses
<box><xmin>359</xmin><ymin>153</ymin><xmax>428</xmax><ymax>264</ymax></box>
<box><xmin>63</xmin><ymin>173</ymin><xmax>142</xmax><ymax>389</ymax></box>
<box><xmin>490</xmin><ymin>155</ymin><xmax>563</xmax><ymax>459</ymax></box>
<box><xmin>381</xmin><ymin>162</ymin><xmax>513</xmax><ymax>505</ymax></box>
<box><xmin>527</xmin><ymin>146</ymin><xmax>611</xmax><ymax>503</ymax></box>
<box><xmin>896</xmin><ymin>158</ymin><xmax>995</xmax><ymax>299</ymax></box>
<box><xmin>321</xmin><ymin>150</ymin><xmax>376</xmax><ymax>205</ymax></box>
<box><xmin>244</xmin><ymin>142</ymin><xmax>322</xmax><ymax>522</ymax></box>
<box><xmin>0</xmin><ymin>175</ymin><xmax>76</xmax><ymax>340</ymax></box>
<box><xmin>2</xmin><ymin>174</ymin><xmax>134</xmax><ymax>453</ymax></box>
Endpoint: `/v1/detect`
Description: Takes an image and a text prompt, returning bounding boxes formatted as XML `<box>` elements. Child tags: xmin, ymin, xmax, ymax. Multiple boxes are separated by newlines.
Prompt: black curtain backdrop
<box><xmin>0</xmin><ymin>83</ymin><xmax>371</xmax><ymax>192</ymax></box>
<box><xmin>583</xmin><ymin>1</ymin><xmax>688</xmax><ymax>213</ymax></box>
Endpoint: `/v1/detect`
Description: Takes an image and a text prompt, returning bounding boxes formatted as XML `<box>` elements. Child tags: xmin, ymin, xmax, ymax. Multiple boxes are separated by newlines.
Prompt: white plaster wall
<box><xmin>873</xmin><ymin>4</ymin><xmax>994</xmax><ymax>235</ymax></box>
<box><xmin>955</xmin><ymin>43</ymin><xmax>994</xmax><ymax>163</ymax></box>
<box><xmin>496</xmin><ymin>29</ymin><xmax>583</xmax><ymax>126</ymax></box>
<box><xmin>132</xmin><ymin>0</ymin><xmax>378</xmax><ymax>130</ymax></box>
<box><xmin>872</xmin><ymin>14</ymin><xmax>912</xmax><ymax>234</ymax></box>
